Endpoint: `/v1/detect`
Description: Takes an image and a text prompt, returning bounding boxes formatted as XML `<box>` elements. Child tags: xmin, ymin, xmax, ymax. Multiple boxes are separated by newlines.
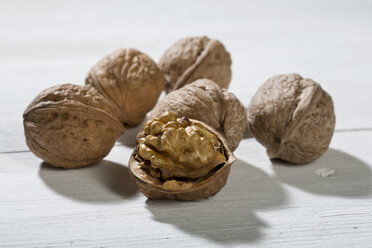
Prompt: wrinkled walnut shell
<box><xmin>159</xmin><ymin>36</ymin><xmax>232</xmax><ymax>93</ymax></box>
<box><xmin>149</xmin><ymin>79</ymin><xmax>246</xmax><ymax>151</ymax></box>
<box><xmin>247</xmin><ymin>74</ymin><xmax>336</xmax><ymax>164</ymax></box>
<box><xmin>129</xmin><ymin>119</ymin><xmax>236</xmax><ymax>201</ymax></box>
<box><xmin>23</xmin><ymin>84</ymin><xmax>125</xmax><ymax>168</ymax></box>
<box><xmin>86</xmin><ymin>48</ymin><xmax>165</xmax><ymax>126</ymax></box>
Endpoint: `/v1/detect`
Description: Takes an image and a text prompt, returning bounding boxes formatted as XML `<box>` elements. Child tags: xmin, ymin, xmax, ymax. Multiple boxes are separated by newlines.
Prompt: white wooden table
<box><xmin>1</xmin><ymin>0</ymin><xmax>372</xmax><ymax>247</ymax></box>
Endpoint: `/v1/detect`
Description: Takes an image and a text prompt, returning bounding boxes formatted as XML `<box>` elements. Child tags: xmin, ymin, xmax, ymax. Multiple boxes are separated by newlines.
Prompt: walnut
<box><xmin>149</xmin><ymin>79</ymin><xmax>246</xmax><ymax>151</ymax></box>
<box><xmin>85</xmin><ymin>48</ymin><xmax>165</xmax><ymax>127</ymax></box>
<box><xmin>158</xmin><ymin>36</ymin><xmax>232</xmax><ymax>93</ymax></box>
<box><xmin>247</xmin><ymin>74</ymin><xmax>336</xmax><ymax>164</ymax></box>
<box><xmin>129</xmin><ymin>111</ymin><xmax>236</xmax><ymax>200</ymax></box>
<box><xmin>23</xmin><ymin>84</ymin><xmax>125</xmax><ymax>168</ymax></box>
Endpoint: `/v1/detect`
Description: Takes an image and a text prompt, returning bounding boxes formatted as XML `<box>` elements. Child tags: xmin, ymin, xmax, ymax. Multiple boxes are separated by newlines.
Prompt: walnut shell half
<box><xmin>149</xmin><ymin>79</ymin><xmax>246</xmax><ymax>151</ymax></box>
<box><xmin>86</xmin><ymin>48</ymin><xmax>165</xmax><ymax>127</ymax></box>
<box><xmin>23</xmin><ymin>84</ymin><xmax>126</xmax><ymax>168</ymax></box>
<box><xmin>129</xmin><ymin>113</ymin><xmax>236</xmax><ymax>201</ymax></box>
<box><xmin>159</xmin><ymin>36</ymin><xmax>232</xmax><ymax>93</ymax></box>
<box><xmin>247</xmin><ymin>74</ymin><xmax>336</xmax><ymax>164</ymax></box>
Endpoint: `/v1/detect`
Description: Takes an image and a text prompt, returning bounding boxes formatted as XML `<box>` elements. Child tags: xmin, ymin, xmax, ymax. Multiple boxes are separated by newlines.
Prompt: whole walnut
<box><xmin>149</xmin><ymin>79</ymin><xmax>246</xmax><ymax>151</ymax></box>
<box><xmin>23</xmin><ymin>84</ymin><xmax>125</xmax><ymax>168</ymax></box>
<box><xmin>158</xmin><ymin>36</ymin><xmax>232</xmax><ymax>93</ymax></box>
<box><xmin>129</xmin><ymin>111</ymin><xmax>236</xmax><ymax>200</ymax></box>
<box><xmin>247</xmin><ymin>74</ymin><xmax>336</xmax><ymax>164</ymax></box>
<box><xmin>86</xmin><ymin>48</ymin><xmax>165</xmax><ymax>127</ymax></box>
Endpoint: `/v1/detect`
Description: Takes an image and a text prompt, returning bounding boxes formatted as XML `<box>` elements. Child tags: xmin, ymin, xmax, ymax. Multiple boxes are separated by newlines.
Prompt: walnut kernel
<box><xmin>138</xmin><ymin>111</ymin><xmax>226</xmax><ymax>180</ymax></box>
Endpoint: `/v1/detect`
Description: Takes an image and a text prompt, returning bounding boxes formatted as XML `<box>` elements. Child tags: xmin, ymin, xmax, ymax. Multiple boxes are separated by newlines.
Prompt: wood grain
<box><xmin>1</xmin><ymin>132</ymin><xmax>372</xmax><ymax>247</ymax></box>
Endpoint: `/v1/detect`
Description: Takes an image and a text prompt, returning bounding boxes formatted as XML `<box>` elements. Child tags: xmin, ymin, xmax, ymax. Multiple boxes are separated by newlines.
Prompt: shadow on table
<box><xmin>117</xmin><ymin>117</ymin><xmax>147</xmax><ymax>148</ymax></box>
<box><xmin>39</xmin><ymin>160</ymin><xmax>139</xmax><ymax>203</ymax></box>
<box><xmin>243</xmin><ymin>125</ymin><xmax>254</xmax><ymax>139</ymax></box>
<box><xmin>273</xmin><ymin>148</ymin><xmax>372</xmax><ymax>198</ymax></box>
<box><xmin>146</xmin><ymin>159</ymin><xmax>286</xmax><ymax>244</ymax></box>
<box><xmin>243</xmin><ymin>107</ymin><xmax>254</xmax><ymax>139</ymax></box>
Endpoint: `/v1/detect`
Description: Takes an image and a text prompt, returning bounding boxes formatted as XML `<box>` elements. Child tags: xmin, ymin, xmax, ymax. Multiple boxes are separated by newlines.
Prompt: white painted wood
<box><xmin>1</xmin><ymin>132</ymin><xmax>372</xmax><ymax>247</ymax></box>
<box><xmin>1</xmin><ymin>0</ymin><xmax>372</xmax><ymax>247</ymax></box>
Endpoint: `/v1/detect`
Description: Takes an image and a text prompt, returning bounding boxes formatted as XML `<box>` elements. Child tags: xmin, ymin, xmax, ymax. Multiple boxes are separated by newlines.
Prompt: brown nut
<box><xmin>86</xmin><ymin>48</ymin><xmax>165</xmax><ymax>127</ymax></box>
<box><xmin>149</xmin><ymin>79</ymin><xmax>246</xmax><ymax>151</ymax></box>
<box><xmin>129</xmin><ymin>111</ymin><xmax>236</xmax><ymax>200</ymax></box>
<box><xmin>23</xmin><ymin>84</ymin><xmax>126</xmax><ymax>168</ymax></box>
<box><xmin>158</xmin><ymin>36</ymin><xmax>232</xmax><ymax>93</ymax></box>
<box><xmin>247</xmin><ymin>74</ymin><xmax>336</xmax><ymax>164</ymax></box>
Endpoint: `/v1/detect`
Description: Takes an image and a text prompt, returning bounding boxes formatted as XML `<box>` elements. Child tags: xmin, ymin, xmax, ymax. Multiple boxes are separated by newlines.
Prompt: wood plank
<box><xmin>1</xmin><ymin>130</ymin><xmax>371</xmax><ymax>247</ymax></box>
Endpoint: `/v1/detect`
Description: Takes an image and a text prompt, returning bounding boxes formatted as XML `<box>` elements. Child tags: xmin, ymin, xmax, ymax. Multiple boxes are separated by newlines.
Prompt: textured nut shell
<box><xmin>86</xmin><ymin>48</ymin><xmax>165</xmax><ymax>126</ymax></box>
<box><xmin>149</xmin><ymin>79</ymin><xmax>246</xmax><ymax>151</ymax></box>
<box><xmin>23</xmin><ymin>84</ymin><xmax>126</xmax><ymax>168</ymax></box>
<box><xmin>158</xmin><ymin>36</ymin><xmax>232</xmax><ymax>93</ymax></box>
<box><xmin>247</xmin><ymin>74</ymin><xmax>336</xmax><ymax>164</ymax></box>
<box><xmin>129</xmin><ymin>119</ymin><xmax>236</xmax><ymax>200</ymax></box>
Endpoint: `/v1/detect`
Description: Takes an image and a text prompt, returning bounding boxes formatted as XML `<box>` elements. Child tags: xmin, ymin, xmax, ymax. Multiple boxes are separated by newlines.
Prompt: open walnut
<box><xmin>247</xmin><ymin>74</ymin><xmax>336</xmax><ymax>164</ymax></box>
<box><xmin>149</xmin><ymin>79</ymin><xmax>246</xmax><ymax>151</ymax></box>
<box><xmin>86</xmin><ymin>48</ymin><xmax>164</xmax><ymax>127</ymax></box>
<box><xmin>23</xmin><ymin>84</ymin><xmax>125</xmax><ymax>168</ymax></box>
<box><xmin>129</xmin><ymin>111</ymin><xmax>236</xmax><ymax>200</ymax></box>
<box><xmin>158</xmin><ymin>36</ymin><xmax>232</xmax><ymax>93</ymax></box>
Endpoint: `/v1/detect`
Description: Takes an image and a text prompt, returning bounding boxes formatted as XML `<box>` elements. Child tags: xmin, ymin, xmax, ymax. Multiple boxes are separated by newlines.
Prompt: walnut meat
<box><xmin>149</xmin><ymin>79</ymin><xmax>246</xmax><ymax>151</ymax></box>
<box><xmin>247</xmin><ymin>74</ymin><xmax>336</xmax><ymax>164</ymax></box>
<box><xmin>139</xmin><ymin>111</ymin><xmax>226</xmax><ymax>180</ymax></box>
<box><xmin>86</xmin><ymin>48</ymin><xmax>164</xmax><ymax>127</ymax></box>
<box><xmin>23</xmin><ymin>84</ymin><xmax>126</xmax><ymax>168</ymax></box>
<box><xmin>129</xmin><ymin>111</ymin><xmax>236</xmax><ymax>200</ymax></box>
<box><xmin>158</xmin><ymin>36</ymin><xmax>232</xmax><ymax>93</ymax></box>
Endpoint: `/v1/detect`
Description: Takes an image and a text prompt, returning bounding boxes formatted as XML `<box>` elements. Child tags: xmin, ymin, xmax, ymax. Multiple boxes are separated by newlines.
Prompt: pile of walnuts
<box><xmin>23</xmin><ymin>36</ymin><xmax>335</xmax><ymax>201</ymax></box>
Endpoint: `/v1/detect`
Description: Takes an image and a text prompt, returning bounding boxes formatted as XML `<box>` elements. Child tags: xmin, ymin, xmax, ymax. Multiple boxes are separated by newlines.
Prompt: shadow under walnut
<box><xmin>273</xmin><ymin>148</ymin><xmax>372</xmax><ymax>198</ymax></box>
<box><xmin>146</xmin><ymin>159</ymin><xmax>287</xmax><ymax>244</ymax></box>
<box><xmin>39</xmin><ymin>160</ymin><xmax>139</xmax><ymax>203</ymax></box>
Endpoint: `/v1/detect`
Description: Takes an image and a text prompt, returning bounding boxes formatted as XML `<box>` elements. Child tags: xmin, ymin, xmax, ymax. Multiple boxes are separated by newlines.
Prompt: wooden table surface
<box><xmin>1</xmin><ymin>0</ymin><xmax>372</xmax><ymax>247</ymax></box>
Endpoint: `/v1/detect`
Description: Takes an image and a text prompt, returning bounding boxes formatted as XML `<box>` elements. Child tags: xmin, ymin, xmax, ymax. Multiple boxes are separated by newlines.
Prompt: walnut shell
<box><xmin>159</xmin><ymin>36</ymin><xmax>232</xmax><ymax>93</ymax></box>
<box><xmin>23</xmin><ymin>84</ymin><xmax>126</xmax><ymax>168</ymax></box>
<box><xmin>129</xmin><ymin>118</ymin><xmax>236</xmax><ymax>201</ymax></box>
<box><xmin>149</xmin><ymin>79</ymin><xmax>246</xmax><ymax>151</ymax></box>
<box><xmin>247</xmin><ymin>74</ymin><xmax>336</xmax><ymax>164</ymax></box>
<box><xmin>86</xmin><ymin>48</ymin><xmax>165</xmax><ymax>127</ymax></box>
